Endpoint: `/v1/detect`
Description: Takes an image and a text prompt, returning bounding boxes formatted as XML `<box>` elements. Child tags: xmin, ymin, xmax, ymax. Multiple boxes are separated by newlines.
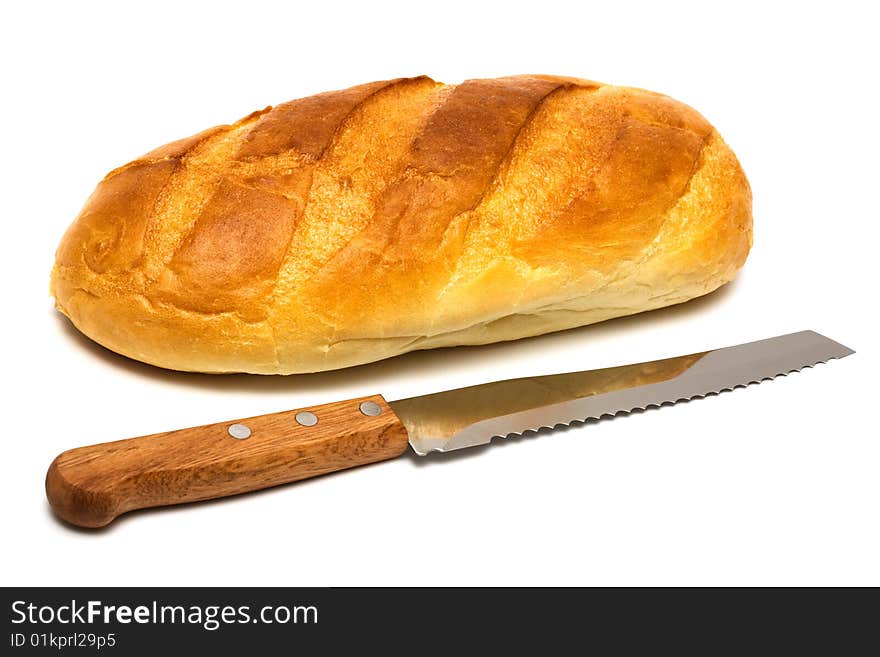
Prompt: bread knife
<box><xmin>46</xmin><ymin>330</ymin><xmax>853</xmax><ymax>528</ymax></box>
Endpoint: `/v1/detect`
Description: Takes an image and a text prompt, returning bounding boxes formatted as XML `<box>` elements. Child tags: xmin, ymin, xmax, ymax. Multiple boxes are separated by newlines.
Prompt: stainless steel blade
<box><xmin>390</xmin><ymin>330</ymin><xmax>854</xmax><ymax>455</ymax></box>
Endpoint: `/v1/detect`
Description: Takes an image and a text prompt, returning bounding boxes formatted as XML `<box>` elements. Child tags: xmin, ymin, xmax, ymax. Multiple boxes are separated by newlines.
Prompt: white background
<box><xmin>2</xmin><ymin>1</ymin><xmax>877</xmax><ymax>586</ymax></box>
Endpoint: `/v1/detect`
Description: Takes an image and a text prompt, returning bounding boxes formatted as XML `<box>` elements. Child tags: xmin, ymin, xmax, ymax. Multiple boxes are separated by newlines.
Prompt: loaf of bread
<box><xmin>51</xmin><ymin>75</ymin><xmax>752</xmax><ymax>374</ymax></box>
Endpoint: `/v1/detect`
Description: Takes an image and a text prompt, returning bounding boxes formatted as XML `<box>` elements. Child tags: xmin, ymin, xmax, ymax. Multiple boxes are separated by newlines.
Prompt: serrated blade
<box><xmin>390</xmin><ymin>330</ymin><xmax>854</xmax><ymax>455</ymax></box>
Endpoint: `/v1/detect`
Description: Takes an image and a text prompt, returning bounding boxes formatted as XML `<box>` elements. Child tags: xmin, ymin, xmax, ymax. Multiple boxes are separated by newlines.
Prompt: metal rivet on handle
<box><xmin>228</xmin><ymin>423</ymin><xmax>252</xmax><ymax>440</ymax></box>
<box><xmin>359</xmin><ymin>401</ymin><xmax>382</xmax><ymax>417</ymax></box>
<box><xmin>295</xmin><ymin>411</ymin><xmax>318</xmax><ymax>427</ymax></box>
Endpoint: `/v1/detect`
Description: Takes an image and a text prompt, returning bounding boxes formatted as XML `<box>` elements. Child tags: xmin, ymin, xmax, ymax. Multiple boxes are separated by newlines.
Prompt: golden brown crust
<box><xmin>51</xmin><ymin>75</ymin><xmax>752</xmax><ymax>374</ymax></box>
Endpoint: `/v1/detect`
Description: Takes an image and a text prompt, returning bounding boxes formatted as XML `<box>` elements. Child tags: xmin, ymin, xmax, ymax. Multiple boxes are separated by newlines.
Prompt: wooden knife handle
<box><xmin>46</xmin><ymin>395</ymin><xmax>409</xmax><ymax>528</ymax></box>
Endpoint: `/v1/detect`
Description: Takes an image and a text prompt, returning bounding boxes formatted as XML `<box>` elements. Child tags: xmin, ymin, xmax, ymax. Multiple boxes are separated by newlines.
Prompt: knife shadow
<box><xmin>51</xmin><ymin>277</ymin><xmax>740</xmax><ymax>395</ymax></box>
<box><xmin>44</xmin><ymin>454</ymin><xmax>393</xmax><ymax>534</ymax></box>
<box><xmin>47</xmin><ymin>406</ymin><xmax>670</xmax><ymax>533</ymax></box>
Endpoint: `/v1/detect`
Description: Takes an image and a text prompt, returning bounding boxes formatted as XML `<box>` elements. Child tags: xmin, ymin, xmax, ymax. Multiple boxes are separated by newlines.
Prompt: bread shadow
<box><xmin>47</xmin><ymin>282</ymin><xmax>740</xmax><ymax>532</ymax></box>
<box><xmin>53</xmin><ymin>278</ymin><xmax>740</xmax><ymax>395</ymax></box>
